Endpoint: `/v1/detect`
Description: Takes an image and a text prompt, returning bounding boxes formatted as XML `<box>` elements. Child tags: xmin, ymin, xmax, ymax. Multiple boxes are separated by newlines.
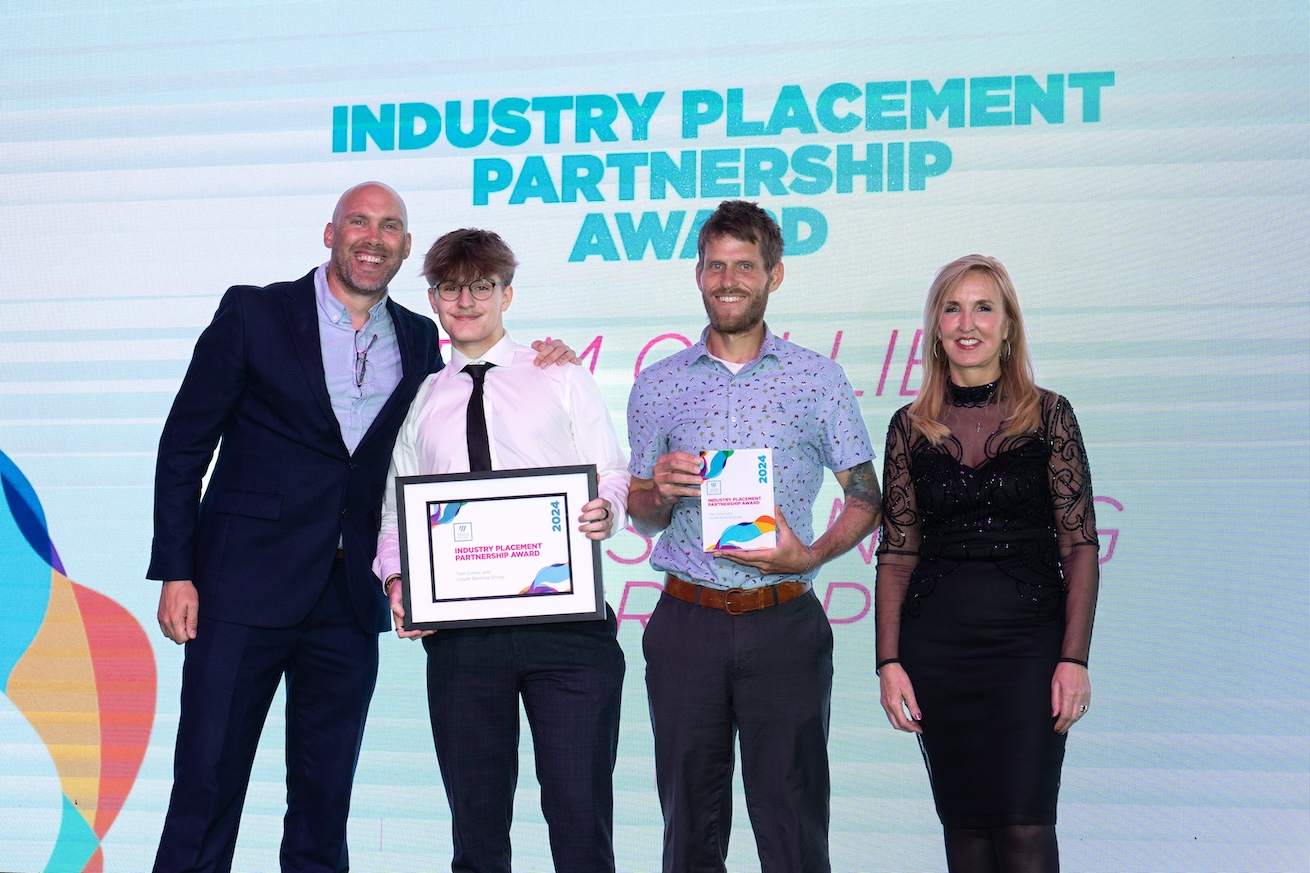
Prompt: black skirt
<box><xmin>900</xmin><ymin>562</ymin><xmax>1066</xmax><ymax>827</ymax></box>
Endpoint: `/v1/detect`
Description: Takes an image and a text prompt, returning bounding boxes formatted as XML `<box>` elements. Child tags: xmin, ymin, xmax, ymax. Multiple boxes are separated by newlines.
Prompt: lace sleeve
<box><xmin>875</xmin><ymin>408</ymin><xmax>920</xmax><ymax>663</ymax></box>
<box><xmin>1046</xmin><ymin>393</ymin><xmax>1100</xmax><ymax>662</ymax></box>
<box><xmin>876</xmin><ymin>407</ymin><xmax>921</xmax><ymax>560</ymax></box>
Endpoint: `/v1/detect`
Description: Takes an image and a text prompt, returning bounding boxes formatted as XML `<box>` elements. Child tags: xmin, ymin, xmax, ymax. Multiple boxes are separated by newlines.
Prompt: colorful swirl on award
<box><xmin>430</xmin><ymin>502</ymin><xmax>466</xmax><ymax>526</ymax></box>
<box><xmin>709</xmin><ymin>515</ymin><xmax>778</xmax><ymax>551</ymax></box>
<box><xmin>699</xmin><ymin>449</ymin><xmax>734</xmax><ymax>480</ymax></box>
<box><xmin>520</xmin><ymin>562</ymin><xmax>572</xmax><ymax>595</ymax></box>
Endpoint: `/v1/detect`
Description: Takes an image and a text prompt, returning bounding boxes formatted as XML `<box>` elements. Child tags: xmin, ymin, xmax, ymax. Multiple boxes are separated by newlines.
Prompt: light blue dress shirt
<box><xmin>313</xmin><ymin>264</ymin><xmax>402</xmax><ymax>454</ymax></box>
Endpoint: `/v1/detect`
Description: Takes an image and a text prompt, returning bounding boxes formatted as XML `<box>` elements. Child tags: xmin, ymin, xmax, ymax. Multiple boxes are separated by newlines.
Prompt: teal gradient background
<box><xmin>1</xmin><ymin>2</ymin><xmax>1306</xmax><ymax>870</ymax></box>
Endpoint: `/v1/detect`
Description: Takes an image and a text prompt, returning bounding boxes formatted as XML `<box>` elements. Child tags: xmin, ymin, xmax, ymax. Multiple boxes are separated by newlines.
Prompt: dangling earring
<box><xmin>931</xmin><ymin>338</ymin><xmax>941</xmax><ymax>360</ymax></box>
<box><xmin>1002</xmin><ymin>338</ymin><xmax>1012</xmax><ymax>361</ymax></box>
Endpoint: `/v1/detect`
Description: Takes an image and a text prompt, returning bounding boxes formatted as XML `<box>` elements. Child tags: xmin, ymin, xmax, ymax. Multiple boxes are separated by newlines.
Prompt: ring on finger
<box><xmin>1079</xmin><ymin>704</ymin><xmax>1088</xmax><ymax>713</ymax></box>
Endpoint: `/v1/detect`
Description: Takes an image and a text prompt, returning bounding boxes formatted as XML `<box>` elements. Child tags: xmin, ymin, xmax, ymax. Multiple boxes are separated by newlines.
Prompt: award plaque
<box><xmin>699</xmin><ymin>448</ymin><xmax>777</xmax><ymax>551</ymax></box>
<box><xmin>396</xmin><ymin>465</ymin><xmax>603</xmax><ymax>630</ymax></box>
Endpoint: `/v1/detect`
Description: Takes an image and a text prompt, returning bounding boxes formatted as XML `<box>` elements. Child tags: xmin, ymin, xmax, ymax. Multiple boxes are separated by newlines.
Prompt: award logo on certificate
<box><xmin>396</xmin><ymin>466</ymin><xmax>604</xmax><ymax>630</ymax></box>
<box><xmin>699</xmin><ymin>448</ymin><xmax>777</xmax><ymax>551</ymax></box>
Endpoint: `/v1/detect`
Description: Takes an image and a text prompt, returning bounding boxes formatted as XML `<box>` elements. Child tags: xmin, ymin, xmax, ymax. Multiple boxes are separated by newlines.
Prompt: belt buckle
<box><xmin>723</xmin><ymin>587</ymin><xmax>752</xmax><ymax>616</ymax></box>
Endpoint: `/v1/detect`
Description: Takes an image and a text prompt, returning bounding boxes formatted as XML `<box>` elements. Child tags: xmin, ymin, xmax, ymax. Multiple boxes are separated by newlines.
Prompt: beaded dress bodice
<box><xmin>875</xmin><ymin>384</ymin><xmax>1100</xmax><ymax>662</ymax></box>
<box><xmin>913</xmin><ymin>383</ymin><xmax>1059</xmax><ymax>541</ymax></box>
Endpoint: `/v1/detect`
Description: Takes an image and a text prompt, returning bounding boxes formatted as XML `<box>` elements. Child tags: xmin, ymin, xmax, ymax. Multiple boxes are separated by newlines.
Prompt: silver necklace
<box><xmin>977</xmin><ymin>383</ymin><xmax>999</xmax><ymax>432</ymax></box>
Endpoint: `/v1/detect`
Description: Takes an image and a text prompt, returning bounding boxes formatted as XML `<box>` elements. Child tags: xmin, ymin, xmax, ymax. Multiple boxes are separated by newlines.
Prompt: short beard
<box><xmin>704</xmin><ymin>287</ymin><xmax>770</xmax><ymax>336</ymax></box>
<box><xmin>331</xmin><ymin>249</ymin><xmax>397</xmax><ymax>298</ymax></box>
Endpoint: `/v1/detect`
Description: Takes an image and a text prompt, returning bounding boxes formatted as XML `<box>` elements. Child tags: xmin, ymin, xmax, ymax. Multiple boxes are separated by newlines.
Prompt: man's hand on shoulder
<box><xmin>158</xmin><ymin>580</ymin><xmax>199</xmax><ymax>644</ymax></box>
<box><xmin>530</xmin><ymin>338</ymin><xmax>580</xmax><ymax>368</ymax></box>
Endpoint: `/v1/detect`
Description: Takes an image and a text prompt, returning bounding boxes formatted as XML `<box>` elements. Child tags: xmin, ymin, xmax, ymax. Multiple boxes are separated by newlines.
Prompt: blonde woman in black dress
<box><xmin>875</xmin><ymin>255</ymin><xmax>1099</xmax><ymax>872</ymax></box>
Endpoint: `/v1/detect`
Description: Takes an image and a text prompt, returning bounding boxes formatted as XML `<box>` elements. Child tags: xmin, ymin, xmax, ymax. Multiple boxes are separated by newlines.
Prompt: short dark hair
<box><xmin>423</xmin><ymin>228</ymin><xmax>519</xmax><ymax>287</ymax></box>
<box><xmin>696</xmin><ymin>200</ymin><xmax>784</xmax><ymax>272</ymax></box>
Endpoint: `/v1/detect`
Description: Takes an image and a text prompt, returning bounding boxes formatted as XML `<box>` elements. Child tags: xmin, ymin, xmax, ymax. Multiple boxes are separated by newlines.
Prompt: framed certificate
<box><xmin>396</xmin><ymin>465</ymin><xmax>604</xmax><ymax>630</ymax></box>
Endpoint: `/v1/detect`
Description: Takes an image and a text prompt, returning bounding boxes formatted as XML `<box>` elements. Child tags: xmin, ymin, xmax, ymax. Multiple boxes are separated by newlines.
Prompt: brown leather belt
<box><xmin>664</xmin><ymin>575</ymin><xmax>808</xmax><ymax>616</ymax></box>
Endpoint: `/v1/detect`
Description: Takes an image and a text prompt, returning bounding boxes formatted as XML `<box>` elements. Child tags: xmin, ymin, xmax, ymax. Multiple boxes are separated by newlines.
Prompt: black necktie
<box><xmin>463</xmin><ymin>363</ymin><xmax>494</xmax><ymax>472</ymax></box>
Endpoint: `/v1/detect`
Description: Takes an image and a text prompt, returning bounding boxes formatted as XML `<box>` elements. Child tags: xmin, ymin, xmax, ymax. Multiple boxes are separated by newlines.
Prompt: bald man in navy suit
<box><xmin>148</xmin><ymin>182</ymin><xmax>570</xmax><ymax>872</ymax></box>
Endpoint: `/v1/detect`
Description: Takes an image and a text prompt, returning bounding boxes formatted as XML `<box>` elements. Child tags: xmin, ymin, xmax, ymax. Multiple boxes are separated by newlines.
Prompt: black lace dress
<box><xmin>875</xmin><ymin>383</ymin><xmax>1099</xmax><ymax>828</ymax></box>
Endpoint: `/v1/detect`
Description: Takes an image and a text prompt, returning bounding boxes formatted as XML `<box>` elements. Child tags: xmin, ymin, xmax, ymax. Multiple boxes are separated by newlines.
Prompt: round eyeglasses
<box><xmin>432</xmin><ymin>279</ymin><xmax>503</xmax><ymax>301</ymax></box>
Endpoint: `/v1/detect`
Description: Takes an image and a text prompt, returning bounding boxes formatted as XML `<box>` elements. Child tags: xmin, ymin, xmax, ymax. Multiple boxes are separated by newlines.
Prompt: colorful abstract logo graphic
<box><xmin>709</xmin><ymin>515</ymin><xmax>777</xmax><ymax>550</ymax></box>
<box><xmin>0</xmin><ymin>449</ymin><xmax>156</xmax><ymax>873</ymax></box>
<box><xmin>519</xmin><ymin>562</ymin><xmax>572</xmax><ymax>595</ymax></box>
<box><xmin>698</xmin><ymin>450</ymin><xmax>734</xmax><ymax>479</ymax></box>
<box><xmin>430</xmin><ymin>502</ymin><xmax>466</xmax><ymax>526</ymax></box>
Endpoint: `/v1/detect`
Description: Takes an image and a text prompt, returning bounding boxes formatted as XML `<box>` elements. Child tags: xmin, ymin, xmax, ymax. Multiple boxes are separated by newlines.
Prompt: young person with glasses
<box><xmin>374</xmin><ymin>228</ymin><xmax>629</xmax><ymax>873</ymax></box>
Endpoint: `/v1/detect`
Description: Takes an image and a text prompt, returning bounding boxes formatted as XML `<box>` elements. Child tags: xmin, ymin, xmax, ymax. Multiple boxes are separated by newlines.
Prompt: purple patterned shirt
<box><xmin>627</xmin><ymin>325</ymin><xmax>874</xmax><ymax>590</ymax></box>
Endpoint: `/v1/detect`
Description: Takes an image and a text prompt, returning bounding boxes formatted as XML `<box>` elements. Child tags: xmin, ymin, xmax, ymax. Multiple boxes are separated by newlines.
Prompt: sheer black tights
<box><xmin>943</xmin><ymin>825</ymin><xmax>1059</xmax><ymax>873</ymax></box>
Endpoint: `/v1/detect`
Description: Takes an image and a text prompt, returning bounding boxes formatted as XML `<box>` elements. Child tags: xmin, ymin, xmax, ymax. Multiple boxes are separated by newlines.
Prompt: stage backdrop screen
<box><xmin>1</xmin><ymin>2</ymin><xmax>1306</xmax><ymax>871</ymax></box>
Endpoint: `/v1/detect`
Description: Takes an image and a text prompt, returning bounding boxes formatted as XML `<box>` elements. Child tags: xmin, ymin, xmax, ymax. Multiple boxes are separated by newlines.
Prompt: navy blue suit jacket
<box><xmin>148</xmin><ymin>270</ymin><xmax>443</xmax><ymax>634</ymax></box>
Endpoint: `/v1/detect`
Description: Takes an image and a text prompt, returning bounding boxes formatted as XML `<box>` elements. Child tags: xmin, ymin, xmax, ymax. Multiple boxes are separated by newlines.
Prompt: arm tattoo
<box><xmin>842</xmin><ymin>460</ymin><xmax>881</xmax><ymax>511</ymax></box>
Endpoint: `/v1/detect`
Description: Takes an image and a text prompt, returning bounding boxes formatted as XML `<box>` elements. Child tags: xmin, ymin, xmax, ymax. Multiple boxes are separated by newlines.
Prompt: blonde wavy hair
<box><xmin>908</xmin><ymin>254</ymin><xmax>1041</xmax><ymax>445</ymax></box>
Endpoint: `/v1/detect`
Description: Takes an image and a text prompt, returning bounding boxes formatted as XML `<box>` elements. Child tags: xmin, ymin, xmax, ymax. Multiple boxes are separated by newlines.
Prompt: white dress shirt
<box><xmin>374</xmin><ymin>333</ymin><xmax>630</xmax><ymax>583</ymax></box>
